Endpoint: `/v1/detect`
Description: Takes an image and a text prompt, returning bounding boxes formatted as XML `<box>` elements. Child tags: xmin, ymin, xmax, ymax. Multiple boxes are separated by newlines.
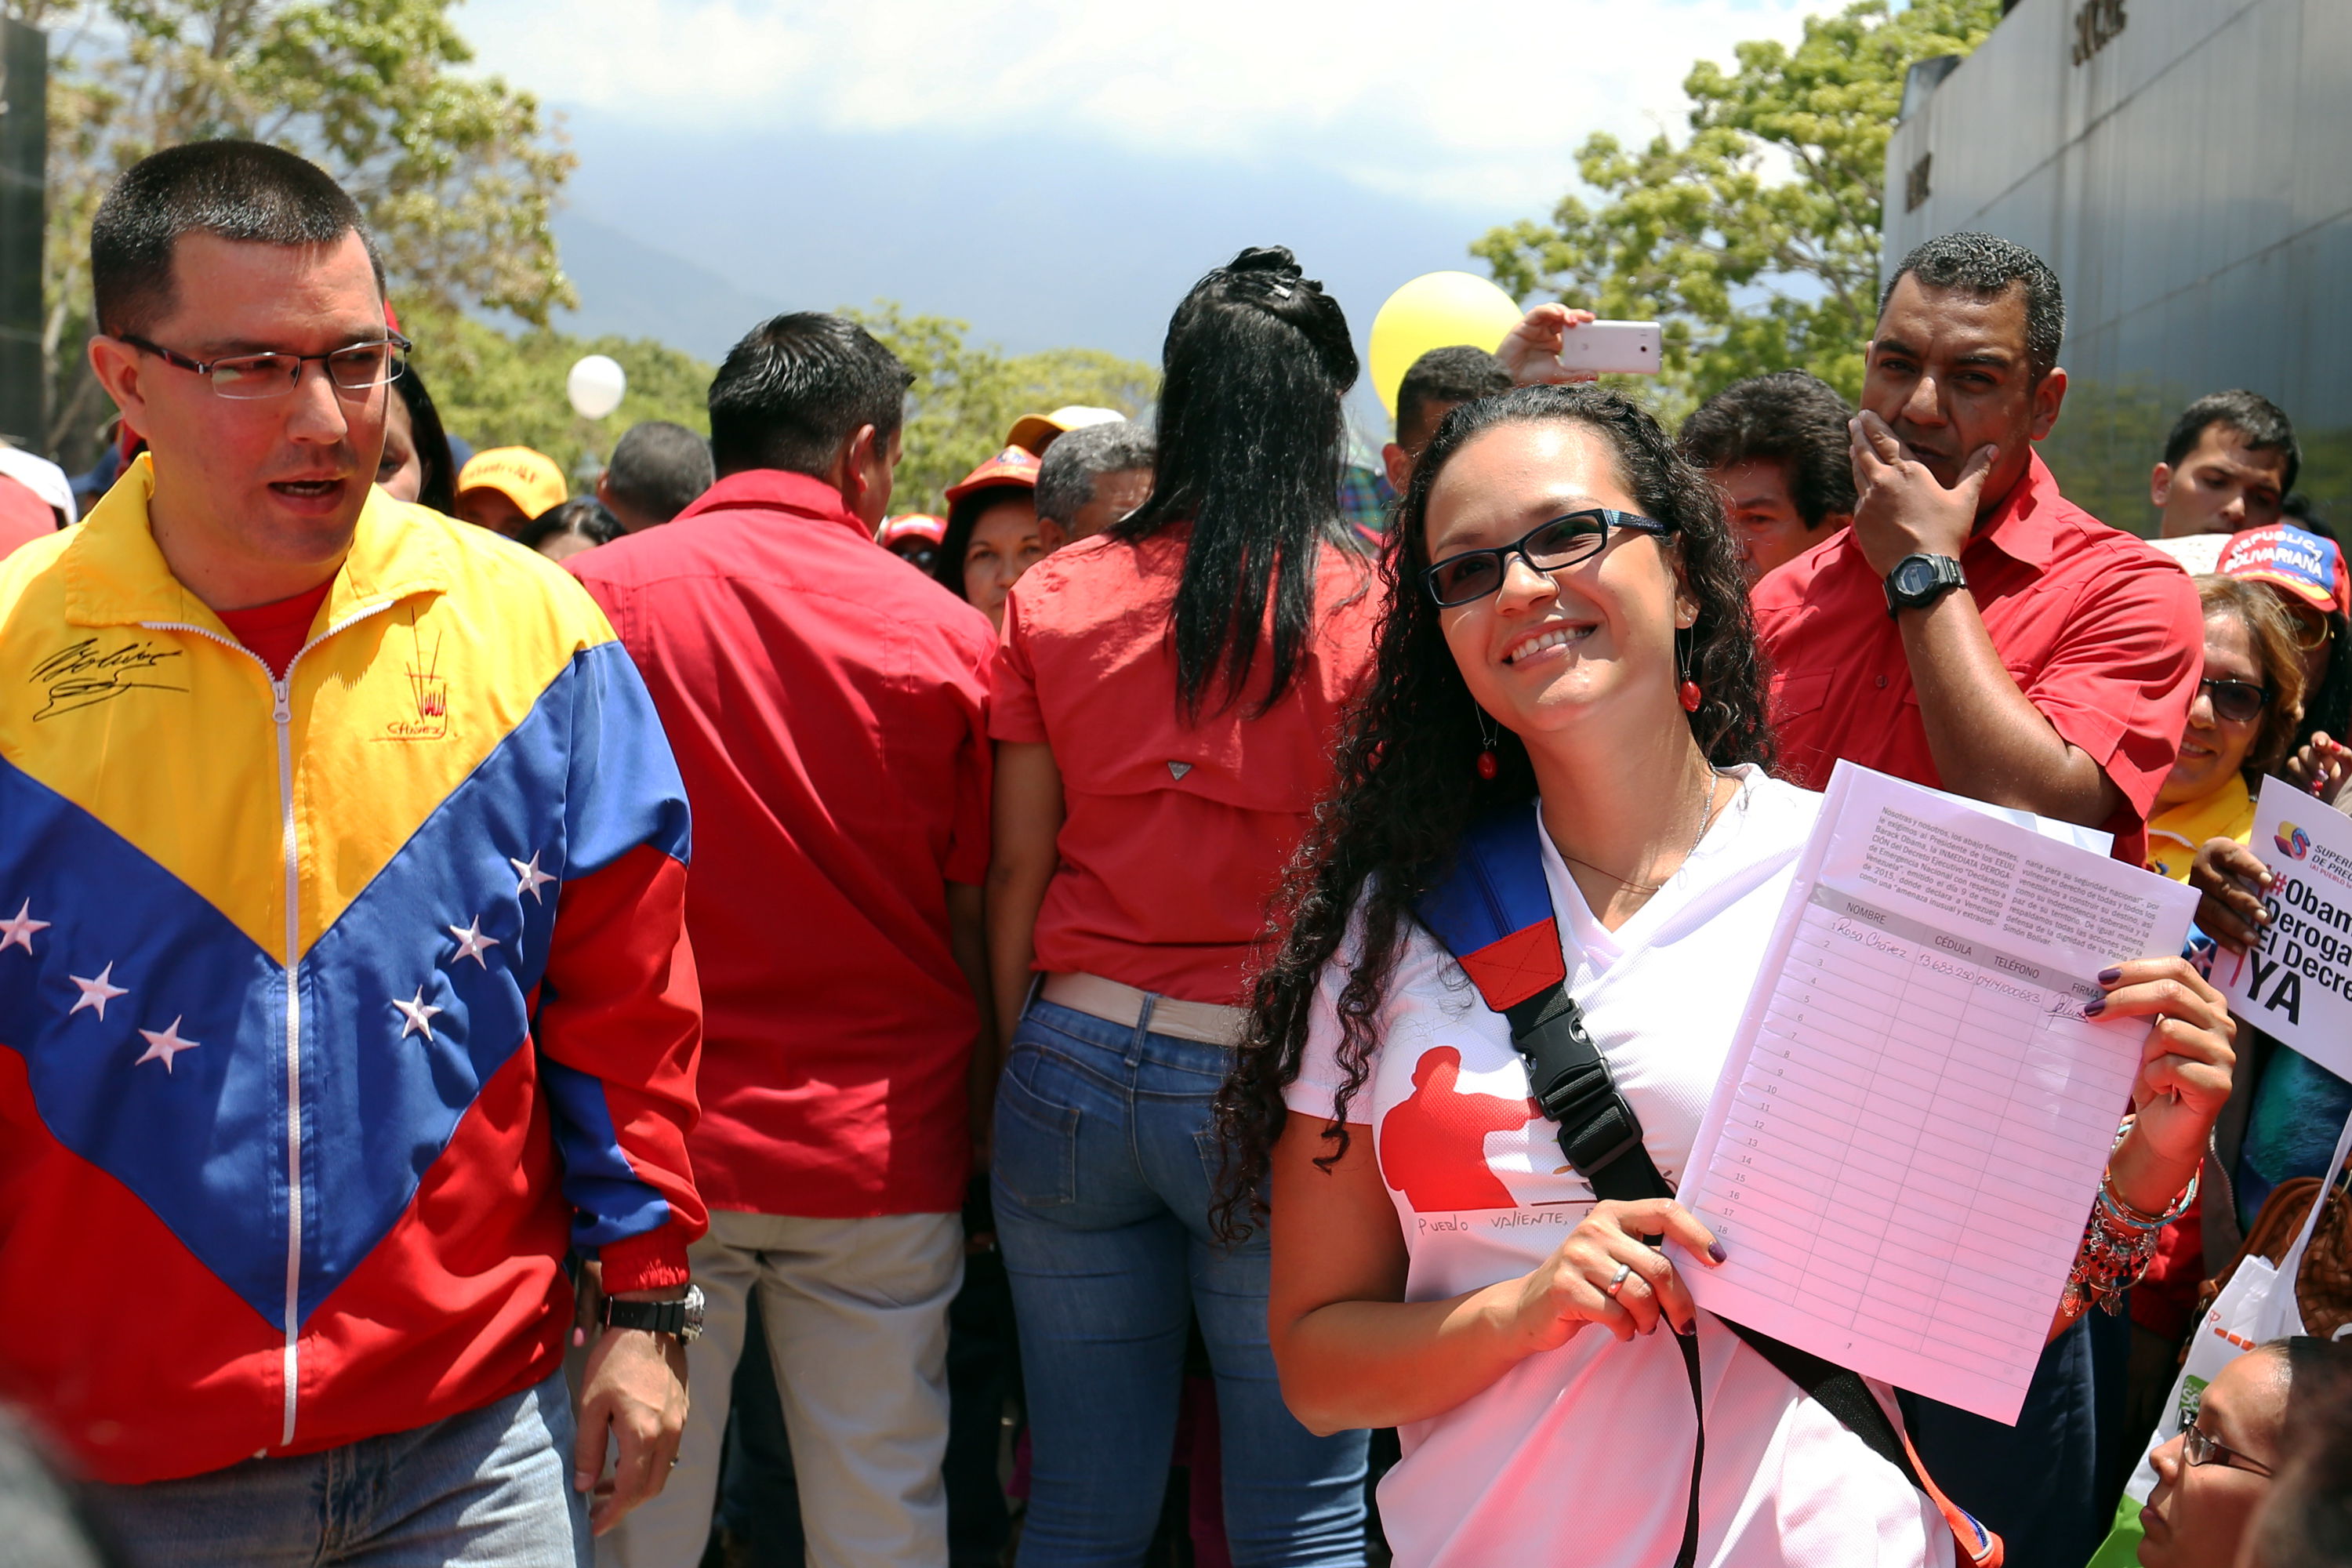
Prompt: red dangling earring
<box><xmin>1475</xmin><ymin>709</ymin><xmax>1500</xmax><ymax>779</ymax></box>
<box><xmin>1676</xmin><ymin>626</ymin><xmax>1702</xmax><ymax>713</ymax></box>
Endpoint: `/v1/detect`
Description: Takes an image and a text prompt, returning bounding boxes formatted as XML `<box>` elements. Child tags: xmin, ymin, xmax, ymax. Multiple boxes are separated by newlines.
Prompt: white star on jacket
<box><xmin>0</xmin><ymin>899</ymin><xmax>48</xmax><ymax>955</ymax></box>
<box><xmin>447</xmin><ymin>917</ymin><xmax>499</xmax><ymax>968</ymax></box>
<box><xmin>393</xmin><ymin>987</ymin><xmax>444</xmax><ymax>1042</ymax></box>
<box><xmin>135</xmin><ymin>1016</ymin><xmax>200</xmax><ymax>1073</ymax></box>
<box><xmin>68</xmin><ymin>962</ymin><xmax>129</xmax><ymax>1019</ymax></box>
<box><xmin>510</xmin><ymin>853</ymin><xmax>557</xmax><ymax>904</ymax></box>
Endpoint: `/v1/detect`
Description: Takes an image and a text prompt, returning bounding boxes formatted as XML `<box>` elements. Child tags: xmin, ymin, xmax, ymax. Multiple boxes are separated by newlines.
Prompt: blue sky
<box><xmin>459</xmin><ymin>0</ymin><xmax>1846</xmax><ymax>380</ymax></box>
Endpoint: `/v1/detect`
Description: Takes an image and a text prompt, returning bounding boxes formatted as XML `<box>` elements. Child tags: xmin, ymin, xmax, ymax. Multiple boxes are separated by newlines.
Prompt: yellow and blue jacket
<box><xmin>0</xmin><ymin>459</ymin><xmax>705</xmax><ymax>1483</ymax></box>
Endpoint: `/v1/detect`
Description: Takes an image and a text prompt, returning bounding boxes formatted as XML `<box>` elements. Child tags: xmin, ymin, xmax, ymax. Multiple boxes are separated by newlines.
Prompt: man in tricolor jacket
<box><xmin>0</xmin><ymin>141</ymin><xmax>706</xmax><ymax>1565</ymax></box>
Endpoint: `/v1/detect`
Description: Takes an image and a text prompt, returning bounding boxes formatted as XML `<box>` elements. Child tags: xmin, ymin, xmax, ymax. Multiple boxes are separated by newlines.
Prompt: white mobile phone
<box><xmin>1557</xmin><ymin>320</ymin><xmax>1664</xmax><ymax>376</ymax></box>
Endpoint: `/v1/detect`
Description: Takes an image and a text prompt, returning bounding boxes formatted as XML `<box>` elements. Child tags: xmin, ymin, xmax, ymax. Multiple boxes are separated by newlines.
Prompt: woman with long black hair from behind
<box><xmin>1213</xmin><ymin>384</ymin><xmax>2239</xmax><ymax>1568</ymax></box>
<box><xmin>986</xmin><ymin>247</ymin><xmax>1375</xmax><ymax>1564</ymax></box>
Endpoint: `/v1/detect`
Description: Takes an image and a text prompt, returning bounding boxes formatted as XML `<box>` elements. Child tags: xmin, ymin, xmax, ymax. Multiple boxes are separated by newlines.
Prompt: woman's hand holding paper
<box><xmin>2086</xmin><ymin>956</ymin><xmax>2236</xmax><ymax>1209</ymax></box>
<box><xmin>1509</xmin><ymin>1198</ymin><xmax>1722</xmax><ymax>1348</ymax></box>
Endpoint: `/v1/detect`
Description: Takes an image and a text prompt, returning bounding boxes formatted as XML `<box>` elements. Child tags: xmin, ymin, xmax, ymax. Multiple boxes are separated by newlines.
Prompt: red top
<box><xmin>216</xmin><ymin>577</ymin><xmax>334</xmax><ymax>678</ymax></box>
<box><xmin>571</xmin><ymin>470</ymin><xmax>995</xmax><ymax>1218</ymax></box>
<box><xmin>0</xmin><ymin>474</ymin><xmax>59</xmax><ymax>561</ymax></box>
<box><xmin>1752</xmin><ymin>452</ymin><xmax>2201</xmax><ymax>866</ymax></box>
<box><xmin>993</xmin><ymin>528</ymin><xmax>1380</xmax><ymax>1004</ymax></box>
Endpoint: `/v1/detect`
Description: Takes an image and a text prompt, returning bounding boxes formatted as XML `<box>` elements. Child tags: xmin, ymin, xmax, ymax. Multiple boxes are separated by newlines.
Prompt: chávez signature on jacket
<box><xmin>30</xmin><ymin>638</ymin><xmax>187</xmax><ymax>720</ymax></box>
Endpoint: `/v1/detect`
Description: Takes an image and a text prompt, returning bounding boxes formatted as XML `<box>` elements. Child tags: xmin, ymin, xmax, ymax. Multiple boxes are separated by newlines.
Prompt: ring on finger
<box><xmin>1605</xmin><ymin>1261</ymin><xmax>1635</xmax><ymax>1299</ymax></box>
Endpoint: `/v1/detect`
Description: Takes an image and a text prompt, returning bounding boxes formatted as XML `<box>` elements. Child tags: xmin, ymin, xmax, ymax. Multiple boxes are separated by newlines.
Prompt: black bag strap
<box><xmin>1500</xmin><ymin>980</ymin><xmax>1983</xmax><ymax>1566</ymax></box>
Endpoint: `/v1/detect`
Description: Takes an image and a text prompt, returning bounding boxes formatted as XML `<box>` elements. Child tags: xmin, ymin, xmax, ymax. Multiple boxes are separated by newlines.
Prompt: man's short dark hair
<box><xmin>604</xmin><ymin>420</ymin><xmax>715</xmax><ymax>521</ymax></box>
<box><xmin>1397</xmin><ymin>346</ymin><xmax>1512</xmax><ymax>447</ymax></box>
<box><xmin>2162</xmin><ymin>389</ymin><xmax>2301</xmax><ymax>494</ymax></box>
<box><xmin>1036</xmin><ymin>420</ymin><xmax>1156</xmax><ymax>526</ymax></box>
<box><xmin>707</xmin><ymin>313</ymin><xmax>913</xmax><ymax>479</ymax></box>
<box><xmin>91</xmin><ymin>140</ymin><xmax>383</xmax><ymax>338</ymax></box>
<box><xmin>1678</xmin><ymin>370</ymin><xmax>1857</xmax><ymax>531</ymax></box>
<box><xmin>1879</xmin><ymin>231</ymin><xmax>2065</xmax><ymax>383</ymax></box>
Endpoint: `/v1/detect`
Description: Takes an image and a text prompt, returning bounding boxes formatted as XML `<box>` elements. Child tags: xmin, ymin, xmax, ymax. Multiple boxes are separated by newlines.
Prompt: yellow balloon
<box><xmin>1367</xmin><ymin>271</ymin><xmax>1524</xmax><ymax>419</ymax></box>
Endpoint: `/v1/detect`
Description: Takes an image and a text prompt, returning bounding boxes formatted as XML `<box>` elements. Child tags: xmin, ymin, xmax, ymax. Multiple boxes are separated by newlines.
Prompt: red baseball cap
<box><xmin>944</xmin><ymin>446</ymin><xmax>1041</xmax><ymax>504</ymax></box>
<box><xmin>2217</xmin><ymin>524</ymin><xmax>2349</xmax><ymax>615</ymax></box>
<box><xmin>879</xmin><ymin>514</ymin><xmax>946</xmax><ymax>547</ymax></box>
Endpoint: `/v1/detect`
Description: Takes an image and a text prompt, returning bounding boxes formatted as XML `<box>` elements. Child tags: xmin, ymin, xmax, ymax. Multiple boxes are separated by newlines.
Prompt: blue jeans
<box><xmin>85</xmin><ymin>1371</ymin><xmax>588</xmax><ymax>1568</ymax></box>
<box><xmin>993</xmin><ymin>998</ymin><xmax>1367</xmax><ymax>1567</ymax></box>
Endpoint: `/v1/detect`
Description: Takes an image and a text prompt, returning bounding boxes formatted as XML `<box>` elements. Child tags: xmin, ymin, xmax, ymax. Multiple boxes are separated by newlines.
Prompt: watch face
<box><xmin>1895</xmin><ymin>557</ymin><xmax>1939</xmax><ymax>597</ymax></box>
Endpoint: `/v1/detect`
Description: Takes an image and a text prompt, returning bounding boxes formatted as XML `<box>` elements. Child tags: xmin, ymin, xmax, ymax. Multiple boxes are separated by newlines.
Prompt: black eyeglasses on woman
<box><xmin>1424</xmin><ymin>508</ymin><xmax>1676</xmax><ymax>608</ymax></box>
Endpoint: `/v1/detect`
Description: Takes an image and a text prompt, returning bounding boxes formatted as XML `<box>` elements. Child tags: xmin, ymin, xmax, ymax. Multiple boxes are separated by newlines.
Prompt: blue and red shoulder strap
<box><xmin>1417</xmin><ymin>807</ymin><xmax>1673</xmax><ymax>1204</ymax></box>
<box><xmin>1414</xmin><ymin>806</ymin><xmax>2002</xmax><ymax>1568</ymax></box>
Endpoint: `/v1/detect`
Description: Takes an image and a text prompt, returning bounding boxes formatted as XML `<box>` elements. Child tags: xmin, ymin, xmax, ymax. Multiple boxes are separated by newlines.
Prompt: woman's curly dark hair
<box><xmin>1209</xmin><ymin>384</ymin><xmax>1774</xmax><ymax>1243</ymax></box>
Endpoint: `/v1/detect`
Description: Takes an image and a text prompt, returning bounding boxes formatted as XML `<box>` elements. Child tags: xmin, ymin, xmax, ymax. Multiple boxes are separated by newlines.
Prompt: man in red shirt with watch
<box><xmin>571</xmin><ymin>313</ymin><xmax>996</xmax><ymax>1568</ymax></box>
<box><xmin>1750</xmin><ymin>231</ymin><xmax>2202</xmax><ymax>1568</ymax></box>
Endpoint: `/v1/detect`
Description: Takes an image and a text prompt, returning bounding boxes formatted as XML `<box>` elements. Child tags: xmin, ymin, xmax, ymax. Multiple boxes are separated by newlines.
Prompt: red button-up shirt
<box><xmin>992</xmin><ymin>529</ymin><xmax>1380</xmax><ymax>1004</ymax></box>
<box><xmin>1751</xmin><ymin>452</ymin><xmax>2201</xmax><ymax>866</ymax></box>
<box><xmin>0</xmin><ymin>474</ymin><xmax>57</xmax><ymax>561</ymax></box>
<box><xmin>571</xmin><ymin>470</ymin><xmax>995</xmax><ymax>1218</ymax></box>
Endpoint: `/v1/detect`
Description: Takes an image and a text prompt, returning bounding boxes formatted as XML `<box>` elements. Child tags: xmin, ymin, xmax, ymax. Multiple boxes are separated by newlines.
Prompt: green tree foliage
<box><xmin>1472</xmin><ymin>0</ymin><xmax>1999</xmax><ymax>410</ymax></box>
<box><xmin>393</xmin><ymin>301</ymin><xmax>710</xmax><ymax>484</ymax></box>
<box><xmin>411</xmin><ymin>302</ymin><xmax>1159</xmax><ymax>510</ymax></box>
<box><xmin>7</xmin><ymin>0</ymin><xmax>572</xmax><ymax>463</ymax></box>
<box><xmin>846</xmin><ymin>302</ymin><xmax>1157</xmax><ymax>515</ymax></box>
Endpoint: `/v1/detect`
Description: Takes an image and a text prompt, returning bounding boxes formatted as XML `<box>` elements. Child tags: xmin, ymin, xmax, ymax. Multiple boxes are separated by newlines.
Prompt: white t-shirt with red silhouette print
<box><xmin>1286</xmin><ymin>767</ymin><xmax>1953</xmax><ymax>1568</ymax></box>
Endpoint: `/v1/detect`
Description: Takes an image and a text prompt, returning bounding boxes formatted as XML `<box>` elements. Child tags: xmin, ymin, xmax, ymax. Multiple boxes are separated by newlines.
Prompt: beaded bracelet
<box><xmin>2060</xmin><ymin>1116</ymin><xmax>2196</xmax><ymax>1319</ymax></box>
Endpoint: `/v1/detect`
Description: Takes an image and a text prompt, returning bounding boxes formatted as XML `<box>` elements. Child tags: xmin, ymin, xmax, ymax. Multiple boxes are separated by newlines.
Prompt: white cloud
<box><xmin>460</xmin><ymin>0</ymin><xmax>1848</xmax><ymax>212</ymax></box>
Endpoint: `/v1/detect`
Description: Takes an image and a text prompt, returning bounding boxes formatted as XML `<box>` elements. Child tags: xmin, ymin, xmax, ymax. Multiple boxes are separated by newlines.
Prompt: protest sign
<box><xmin>2213</xmin><ymin>773</ymin><xmax>2352</xmax><ymax>1078</ymax></box>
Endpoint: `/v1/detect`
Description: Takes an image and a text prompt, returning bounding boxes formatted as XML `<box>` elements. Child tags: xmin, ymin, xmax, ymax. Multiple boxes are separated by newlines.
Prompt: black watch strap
<box><xmin>1883</xmin><ymin>554</ymin><xmax>1966</xmax><ymax>617</ymax></box>
<box><xmin>601</xmin><ymin>1283</ymin><xmax>702</xmax><ymax>1341</ymax></box>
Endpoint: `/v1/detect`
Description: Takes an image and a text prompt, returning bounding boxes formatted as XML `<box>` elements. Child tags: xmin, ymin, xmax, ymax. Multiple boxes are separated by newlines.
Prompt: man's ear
<box><xmin>1381</xmin><ymin>441</ymin><xmax>1413</xmax><ymax>495</ymax></box>
<box><xmin>2028</xmin><ymin>366</ymin><xmax>2067</xmax><ymax>442</ymax></box>
<box><xmin>1038</xmin><ymin>517</ymin><xmax>1068</xmax><ymax>553</ymax></box>
<box><xmin>88</xmin><ymin>335</ymin><xmax>151</xmax><ymax>431</ymax></box>
<box><xmin>2150</xmin><ymin>463</ymin><xmax>2174</xmax><ymax>508</ymax></box>
<box><xmin>831</xmin><ymin>423</ymin><xmax>879</xmax><ymax>507</ymax></box>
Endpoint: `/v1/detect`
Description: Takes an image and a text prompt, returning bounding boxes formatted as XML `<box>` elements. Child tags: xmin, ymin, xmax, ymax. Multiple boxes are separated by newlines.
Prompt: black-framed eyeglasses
<box><xmin>2183</xmin><ymin>1417</ymin><xmax>2275</xmax><ymax>1477</ymax></box>
<box><xmin>119</xmin><ymin>332</ymin><xmax>412</xmax><ymax>401</ymax></box>
<box><xmin>2199</xmin><ymin>677</ymin><xmax>2270</xmax><ymax>725</ymax></box>
<box><xmin>1423</xmin><ymin>508</ymin><xmax>1676</xmax><ymax>608</ymax></box>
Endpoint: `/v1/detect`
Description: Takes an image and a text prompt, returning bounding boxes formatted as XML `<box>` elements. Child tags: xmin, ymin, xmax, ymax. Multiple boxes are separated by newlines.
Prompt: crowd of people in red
<box><xmin>0</xmin><ymin>139</ymin><xmax>2348</xmax><ymax>1568</ymax></box>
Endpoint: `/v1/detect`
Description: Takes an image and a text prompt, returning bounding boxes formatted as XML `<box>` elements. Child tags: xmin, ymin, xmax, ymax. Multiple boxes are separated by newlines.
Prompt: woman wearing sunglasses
<box><xmin>2143</xmin><ymin>577</ymin><xmax>2308</xmax><ymax>883</ymax></box>
<box><xmin>1214</xmin><ymin>385</ymin><xmax>2236</xmax><ymax>1568</ymax></box>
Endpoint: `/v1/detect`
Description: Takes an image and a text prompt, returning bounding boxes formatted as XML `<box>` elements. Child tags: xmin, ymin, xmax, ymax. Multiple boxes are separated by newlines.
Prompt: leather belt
<box><xmin>1038</xmin><ymin>972</ymin><xmax>1250</xmax><ymax>1047</ymax></box>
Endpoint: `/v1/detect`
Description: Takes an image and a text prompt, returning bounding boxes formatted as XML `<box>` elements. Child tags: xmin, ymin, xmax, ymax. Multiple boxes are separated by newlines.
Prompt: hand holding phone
<box><xmin>1497</xmin><ymin>303</ymin><xmax>1664</xmax><ymax>383</ymax></box>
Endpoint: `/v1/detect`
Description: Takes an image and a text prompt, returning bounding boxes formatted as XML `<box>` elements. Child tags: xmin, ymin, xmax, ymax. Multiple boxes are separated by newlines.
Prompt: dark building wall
<box><xmin>1883</xmin><ymin>0</ymin><xmax>2352</xmax><ymax>534</ymax></box>
<box><xmin>0</xmin><ymin>20</ymin><xmax>45</xmax><ymax>452</ymax></box>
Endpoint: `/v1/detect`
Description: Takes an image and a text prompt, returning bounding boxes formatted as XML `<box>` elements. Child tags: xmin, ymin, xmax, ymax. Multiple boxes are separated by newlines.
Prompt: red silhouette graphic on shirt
<box><xmin>1378</xmin><ymin>1046</ymin><xmax>1541</xmax><ymax>1212</ymax></box>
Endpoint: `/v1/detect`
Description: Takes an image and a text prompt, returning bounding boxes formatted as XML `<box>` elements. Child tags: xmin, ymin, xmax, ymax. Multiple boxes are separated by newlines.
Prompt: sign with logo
<box><xmin>2214</xmin><ymin>773</ymin><xmax>2352</xmax><ymax>1077</ymax></box>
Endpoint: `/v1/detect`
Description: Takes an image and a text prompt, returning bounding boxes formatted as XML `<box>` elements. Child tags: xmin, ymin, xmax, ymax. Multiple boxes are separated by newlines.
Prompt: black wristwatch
<box><xmin>1883</xmin><ymin>554</ymin><xmax>1967</xmax><ymax>617</ymax></box>
<box><xmin>602</xmin><ymin>1283</ymin><xmax>705</xmax><ymax>1343</ymax></box>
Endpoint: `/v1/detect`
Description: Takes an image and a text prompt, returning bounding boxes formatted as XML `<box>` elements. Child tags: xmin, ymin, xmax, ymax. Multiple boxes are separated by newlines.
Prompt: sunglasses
<box><xmin>2199</xmin><ymin>677</ymin><xmax>2270</xmax><ymax>725</ymax></box>
<box><xmin>2183</xmin><ymin>1418</ymin><xmax>2274</xmax><ymax>1478</ymax></box>
<box><xmin>1424</xmin><ymin>509</ymin><xmax>1676</xmax><ymax>608</ymax></box>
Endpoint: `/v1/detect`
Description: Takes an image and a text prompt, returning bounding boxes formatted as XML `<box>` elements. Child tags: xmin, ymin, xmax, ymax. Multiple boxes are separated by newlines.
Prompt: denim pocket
<box><xmin>994</xmin><ymin>1057</ymin><xmax>1081</xmax><ymax>1210</ymax></box>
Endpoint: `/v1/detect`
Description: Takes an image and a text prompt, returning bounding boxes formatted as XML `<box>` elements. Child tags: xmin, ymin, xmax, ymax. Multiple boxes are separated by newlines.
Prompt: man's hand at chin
<box><xmin>1848</xmin><ymin>411</ymin><xmax>1997</xmax><ymax>577</ymax></box>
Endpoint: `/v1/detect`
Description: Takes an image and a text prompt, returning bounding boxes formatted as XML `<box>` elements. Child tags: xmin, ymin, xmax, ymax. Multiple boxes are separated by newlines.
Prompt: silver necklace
<box><xmin>1556</xmin><ymin>768</ymin><xmax>1725</xmax><ymax>897</ymax></box>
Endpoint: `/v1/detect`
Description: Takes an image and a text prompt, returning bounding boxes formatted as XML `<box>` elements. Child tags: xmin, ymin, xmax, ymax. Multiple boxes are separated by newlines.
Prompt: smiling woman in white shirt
<box><xmin>1212</xmin><ymin>385</ymin><xmax>2238</xmax><ymax>1568</ymax></box>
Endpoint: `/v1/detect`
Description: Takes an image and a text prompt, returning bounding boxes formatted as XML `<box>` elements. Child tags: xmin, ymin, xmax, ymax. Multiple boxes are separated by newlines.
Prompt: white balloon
<box><xmin>567</xmin><ymin>354</ymin><xmax>627</xmax><ymax>420</ymax></box>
